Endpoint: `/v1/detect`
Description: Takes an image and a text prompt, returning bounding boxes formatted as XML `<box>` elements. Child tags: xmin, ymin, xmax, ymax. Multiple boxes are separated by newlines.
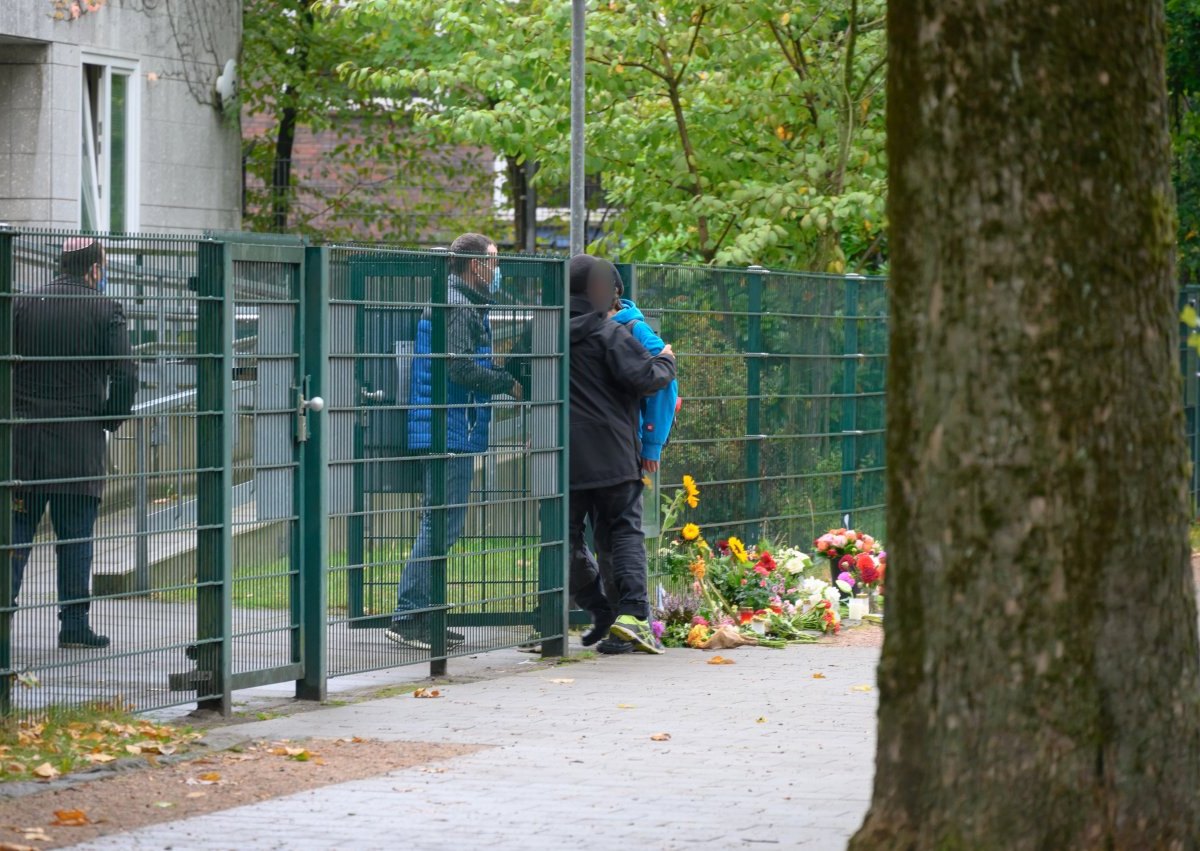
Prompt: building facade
<box><xmin>0</xmin><ymin>0</ymin><xmax>241</xmax><ymax>233</ymax></box>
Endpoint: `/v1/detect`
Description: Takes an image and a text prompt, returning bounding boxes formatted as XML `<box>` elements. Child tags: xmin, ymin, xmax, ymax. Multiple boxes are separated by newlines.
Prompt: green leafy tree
<box><xmin>241</xmin><ymin>0</ymin><xmax>494</xmax><ymax>240</ymax></box>
<box><xmin>1169</xmin><ymin>0</ymin><xmax>1200</xmax><ymax>282</ymax></box>
<box><xmin>330</xmin><ymin>1</ymin><xmax>887</xmax><ymax>269</ymax></box>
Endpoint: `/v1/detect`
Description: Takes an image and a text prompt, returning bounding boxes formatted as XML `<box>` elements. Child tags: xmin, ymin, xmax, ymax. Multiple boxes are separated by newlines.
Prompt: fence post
<box><xmin>840</xmin><ymin>274</ymin><xmax>864</xmax><ymax>529</ymax></box>
<box><xmin>428</xmin><ymin>253</ymin><xmax>450</xmax><ymax>677</ymax></box>
<box><xmin>195</xmin><ymin>239</ymin><xmax>234</xmax><ymax>715</ymax></box>
<box><xmin>0</xmin><ymin>227</ymin><xmax>14</xmax><ymax>716</ymax></box>
<box><xmin>745</xmin><ymin>266</ymin><xmax>767</xmax><ymax>541</ymax></box>
<box><xmin>296</xmin><ymin>246</ymin><xmax>329</xmax><ymax>700</ymax></box>
<box><xmin>538</xmin><ymin>258</ymin><xmax>571</xmax><ymax>658</ymax></box>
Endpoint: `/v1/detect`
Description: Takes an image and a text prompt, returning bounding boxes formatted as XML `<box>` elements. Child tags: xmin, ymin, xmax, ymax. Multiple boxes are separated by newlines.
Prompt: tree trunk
<box><xmin>271</xmin><ymin>101</ymin><xmax>298</xmax><ymax>232</ymax></box>
<box><xmin>853</xmin><ymin>2</ymin><xmax>1200</xmax><ymax>848</ymax></box>
<box><xmin>270</xmin><ymin>0</ymin><xmax>315</xmax><ymax>233</ymax></box>
<box><xmin>506</xmin><ymin>156</ymin><xmax>538</xmax><ymax>252</ymax></box>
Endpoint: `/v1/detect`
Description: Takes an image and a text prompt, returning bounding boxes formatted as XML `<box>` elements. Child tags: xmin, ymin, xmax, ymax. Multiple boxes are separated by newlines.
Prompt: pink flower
<box><xmin>651</xmin><ymin>620</ymin><xmax>665</xmax><ymax>640</ymax></box>
<box><xmin>692</xmin><ymin>615</ymin><xmax>709</xmax><ymax>626</ymax></box>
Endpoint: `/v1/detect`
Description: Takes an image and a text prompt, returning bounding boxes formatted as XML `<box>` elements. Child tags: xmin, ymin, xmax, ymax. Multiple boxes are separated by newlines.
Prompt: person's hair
<box><xmin>449</xmin><ymin>232</ymin><xmax>495</xmax><ymax>277</ymax></box>
<box><xmin>569</xmin><ymin>255</ymin><xmax>597</xmax><ymax>295</ymax></box>
<box><xmin>60</xmin><ymin>239</ymin><xmax>104</xmax><ymax>278</ymax></box>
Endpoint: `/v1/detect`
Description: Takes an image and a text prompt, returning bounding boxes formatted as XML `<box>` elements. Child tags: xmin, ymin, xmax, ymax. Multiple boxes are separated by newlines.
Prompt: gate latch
<box><xmin>295</xmin><ymin>378</ymin><xmax>325</xmax><ymax>443</ymax></box>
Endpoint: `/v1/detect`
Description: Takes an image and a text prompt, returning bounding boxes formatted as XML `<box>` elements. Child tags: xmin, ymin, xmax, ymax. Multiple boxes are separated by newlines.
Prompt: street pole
<box><xmin>569</xmin><ymin>0</ymin><xmax>586</xmax><ymax>256</ymax></box>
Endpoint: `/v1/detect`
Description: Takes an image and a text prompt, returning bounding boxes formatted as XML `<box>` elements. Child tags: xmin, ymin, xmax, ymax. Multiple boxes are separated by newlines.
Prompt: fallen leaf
<box><xmin>707</xmin><ymin>655</ymin><xmax>735</xmax><ymax>665</ymax></box>
<box><xmin>186</xmin><ymin>791</ymin><xmax>206</xmax><ymax>799</ymax></box>
<box><xmin>290</xmin><ymin>751</ymin><xmax>311</xmax><ymax>762</ymax></box>
<box><xmin>83</xmin><ymin>753</ymin><xmax>116</xmax><ymax>764</ymax></box>
<box><xmin>5</xmin><ymin>762</ymin><xmax>27</xmax><ymax>774</ymax></box>
<box><xmin>617</xmin><ymin>704</ymin><xmax>636</xmax><ymax>709</ymax></box>
<box><xmin>152</xmin><ymin>802</ymin><xmax>175</xmax><ymax>809</ymax></box>
<box><xmin>650</xmin><ymin>733</ymin><xmax>671</xmax><ymax>742</ymax></box>
<box><xmin>812</xmin><ymin>673</ymin><xmax>826</xmax><ymax>679</ymax></box>
<box><xmin>756</xmin><ymin>717</ymin><xmax>767</xmax><ymax>724</ymax></box>
<box><xmin>197</xmin><ymin>771</ymin><xmax>221</xmax><ymax>783</ymax></box>
<box><xmin>851</xmin><ymin>685</ymin><xmax>873</xmax><ymax>693</ymax></box>
<box><xmin>52</xmin><ymin>809</ymin><xmax>90</xmax><ymax>826</ymax></box>
<box><xmin>20</xmin><ymin>827</ymin><xmax>51</xmax><ymax>842</ymax></box>
<box><xmin>0</xmin><ymin>842</ymin><xmax>38</xmax><ymax>851</ymax></box>
<box><xmin>125</xmin><ymin>745</ymin><xmax>142</xmax><ymax>755</ymax></box>
<box><xmin>32</xmin><ymin>763</ymin><xmax>59</xmax><ymax>780</ymax></box>
<box><xmin>548</xmin><ymin>678</ymin><xmax>575</xmax><ymax>684</ymax></box>
<box><xmin>413</xmin><ymin>688</ymin><xmax>441</xmax><ymax>699</ymax></box>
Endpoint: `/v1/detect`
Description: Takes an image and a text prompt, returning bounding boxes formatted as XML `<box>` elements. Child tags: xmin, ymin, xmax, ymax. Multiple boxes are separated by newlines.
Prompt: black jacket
<box><xmin>13</xmin><ymin>275</ymin><xmax>138</xmax><ymax>497</ymax></box>
<box><xmin>568</xmin><ymin>296</ymin><xmax>675</xmax><ymax>490</ymax></box>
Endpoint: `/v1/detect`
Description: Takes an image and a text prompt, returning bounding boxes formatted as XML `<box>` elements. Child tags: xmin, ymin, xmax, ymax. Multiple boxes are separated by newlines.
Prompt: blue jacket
<box><xmin>407</xmin><ymin>276</ymin><xmax>513</xmax><ymax>454</ymax></box>
<box><xmin>612</xmin><ymin>298</ymin><xmax>678</xmax><ymax>462</ymax></box>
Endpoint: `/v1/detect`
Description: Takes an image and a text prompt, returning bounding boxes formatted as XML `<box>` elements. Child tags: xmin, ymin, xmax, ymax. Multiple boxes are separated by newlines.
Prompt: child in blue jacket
<box><xmin>610</xmin><ymin>273</ymin><xmax>678</xmax><ymax>470</ymax></box>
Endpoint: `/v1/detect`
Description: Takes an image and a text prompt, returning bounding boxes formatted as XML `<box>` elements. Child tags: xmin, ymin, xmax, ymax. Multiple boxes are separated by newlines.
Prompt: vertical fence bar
<box><xmin>538</xmin><ymin>259</ymin><xmax>570</xmax><ymax>658</ymax></box>
<box><xmin>297</xmin><ymin>246</ymin><xmax>329</xmax><ymax>700</ymax></box>
<box><xmin>0</xmin><ymin>227</ymin><xmax>14</xmax><ymax>716</ymax></box>
<box><xmin>428</xmin><ymin>255</ymin><xmax>449</xmax><ymax>677</ymax></box>
<box><xmin>195</xmin><ymin>239</ymin><xmax>234</xmax><ymax>714</ymax></box>
<box><xmin>745</xmin><ymin>267</ymin><xmax>766</xmax><ymax>541</ymax></box>
<box><xmin>840</xmin><ymin>274</ymin><xmax>862</xmax><ymax>527</ymax></box>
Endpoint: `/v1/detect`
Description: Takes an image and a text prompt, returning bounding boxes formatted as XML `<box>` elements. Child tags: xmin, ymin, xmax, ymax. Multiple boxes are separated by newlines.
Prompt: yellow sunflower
<box><xmin>727</xmin><ymin>536</ymin><xmax>749</xmax><ymax>563</ymax></box>
<box><xmin>681</xmin><ymin>523</ymin><xmax>701</xmax><ymax>542</ymax></box>
<box><xmin>682</xmin><ymin>475</ymin><xmax>700</xmax><ymax>508</ymax></box>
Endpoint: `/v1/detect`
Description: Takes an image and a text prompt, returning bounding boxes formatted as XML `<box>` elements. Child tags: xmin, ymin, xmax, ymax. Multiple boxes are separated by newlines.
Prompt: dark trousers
<box><xmin>10</xmin><ymin>491</ymin><xmax>100</xmax><ymax>629</ymax></box>
<box><xmin>569</xmin><ymin>480</ymin><xmax>648</xmax><ymax>619</ymax></box>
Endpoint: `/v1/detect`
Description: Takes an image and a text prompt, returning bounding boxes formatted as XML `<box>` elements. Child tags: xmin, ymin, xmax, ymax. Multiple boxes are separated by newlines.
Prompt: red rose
<box><xmin>855</xmin><ymin>553</ymin><xmax>875</xmax><ymax>571</ymax></box>
<box><xmin>838</xmin><ymin>554</ymin><xmax>855</xmax><ymax>571</ymax></box>
<box><xmin>757</xmin><ymin>552</ymin><xmax>777</xmax><ymax>572</ymax></box>
<box><xmin>860</xmin><ymin>564</ymin><xmax>880</xmax><ymax>584</ymax></box>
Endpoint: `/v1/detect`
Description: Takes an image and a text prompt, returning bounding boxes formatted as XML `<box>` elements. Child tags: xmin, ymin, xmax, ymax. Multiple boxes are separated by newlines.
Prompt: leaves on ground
<box><xmin>851</xmin><ymin>684</ymin><xmax>873</xmax><ymax>693</ymax></box>
<box><xmin>650</xmin><ymin>733</ymin><xmax>672</xmax><ymax>742</ymax></box>
<box><xmin>1</xmin><ymin>705</ymin><xmax>200</xmax><ymax>783</ymax></box>
<box><xmin>812</xmin><ymin>672</ymin><xmax>827</xmax><ymax>679</ymax></box>
<box><xmin>707</xmin><ymin>655</ymin><xmax>735</xmax><ymax>665</ymax></box>
<box><xmin>52</xmin><ymin>809</ymin><xmax>90</xmax><ymax>826</ymax></box>
<box><xmin>617</xmin><ymin>704</ymin><xmax>636</xmax><ymax>709</ymax></box>
<box><xmin>412</xmin><ymin>688</ymin><xmax>442</xmax><ymax>699</ymax></box>
<box><xmin>547</xmin><ymin>678</ymin><xmax>575</xmax><ymax>684</ymax></box>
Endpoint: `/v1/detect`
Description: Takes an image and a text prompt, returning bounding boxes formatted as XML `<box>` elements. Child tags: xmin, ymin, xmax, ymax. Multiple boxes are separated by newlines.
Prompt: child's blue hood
<box><xmin>613</xmin><ymin>298</ymin><xmax>645</xmax><ymax>325</ymax></box>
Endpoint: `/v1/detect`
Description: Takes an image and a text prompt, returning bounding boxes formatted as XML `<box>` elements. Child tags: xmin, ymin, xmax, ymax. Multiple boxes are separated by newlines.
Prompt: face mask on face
<box><xmin>489</xmin><ymin>267</ymin><xmax>503</xmax><ymax>294</ymax></box>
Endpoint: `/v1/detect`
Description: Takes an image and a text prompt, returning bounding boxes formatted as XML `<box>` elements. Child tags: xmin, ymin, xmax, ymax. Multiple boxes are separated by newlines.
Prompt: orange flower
<box><xmin>689</xmin><ymin>559</ymin><xmax>707</xmax><ymax>581</ymax></box>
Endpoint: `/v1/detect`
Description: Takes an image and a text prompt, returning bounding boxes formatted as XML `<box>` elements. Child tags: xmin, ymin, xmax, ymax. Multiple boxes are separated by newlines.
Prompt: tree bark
<box><xmin>270</xmin><ymin>0</ymin><xmax>315</xmax><ymax>232</ymax></box>
<box><xmin>853</xmin><ymin>2</ymin><xmax>1200</xmax><ymax>848</ymax></box>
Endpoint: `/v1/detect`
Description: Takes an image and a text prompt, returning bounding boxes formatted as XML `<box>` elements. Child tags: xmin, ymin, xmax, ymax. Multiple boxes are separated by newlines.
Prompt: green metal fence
<box><xmin>0</xmin><ymin>227</ymin><xmax>895</xmax><ymax>717</ymax></box>
<box><xmin>0</xmin><ymin>229</ymin><xmax>570</xmax><ymax>715</ymax></box>
<box><xmin>626</xmin><ymin>264</ymin><xmax>889</xmax><ymax>571</ymax></box>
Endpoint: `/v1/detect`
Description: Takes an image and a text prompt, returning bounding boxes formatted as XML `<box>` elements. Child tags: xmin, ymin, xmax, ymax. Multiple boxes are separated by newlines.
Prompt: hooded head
<box><xmin>569</xmin><ymin>255</ymin><xmax>620</xmax><ymax>313</ymax></box>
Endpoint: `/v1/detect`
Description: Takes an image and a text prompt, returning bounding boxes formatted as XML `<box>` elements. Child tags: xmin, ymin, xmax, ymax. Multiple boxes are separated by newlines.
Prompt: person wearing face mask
<box><xmin>10</xmin><ymin>237</ymin><xmax>137</xmax><ymax>649</ymax></box>
<box><xmin>387</xmin><ymin>233</ymin><xmax>524</xmax><ymax>651</ymax></box>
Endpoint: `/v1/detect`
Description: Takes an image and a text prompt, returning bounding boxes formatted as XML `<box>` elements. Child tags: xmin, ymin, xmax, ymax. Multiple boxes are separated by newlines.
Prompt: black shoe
<box><xmin>582</xmin><ymin>607</ymin><xmax>618</xmax><ymax>647</ymax></box>
<box><xmin>597</xmin><ymin>635</ymin><xmax>634</xmax><ymax>655</ymax></box>
<box><xmin>58</xmin><ymin>627</ymin><xmax>110</xmax><ymax>649</ymax></box>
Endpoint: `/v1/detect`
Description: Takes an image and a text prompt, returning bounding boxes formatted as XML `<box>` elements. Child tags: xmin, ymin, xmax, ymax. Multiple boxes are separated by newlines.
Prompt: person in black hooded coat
<box><xmin>567</xmin><ymin>255</ymin><xmax>675</xmax><ymax>653</ymax></box>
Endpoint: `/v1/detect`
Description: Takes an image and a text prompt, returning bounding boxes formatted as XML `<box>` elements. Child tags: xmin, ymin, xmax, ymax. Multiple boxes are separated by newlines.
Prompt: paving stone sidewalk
<box><xmin>67</xmin><ymin>644</ymin><xmax>881</xmax><ymax>851</ymax></box>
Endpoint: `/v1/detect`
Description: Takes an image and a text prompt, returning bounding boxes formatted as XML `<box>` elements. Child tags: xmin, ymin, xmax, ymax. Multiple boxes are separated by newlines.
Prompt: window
<box><xmin>81</xmin><ymin>56</ymin><xmax>139</xmax><ymax>232</ymax></box>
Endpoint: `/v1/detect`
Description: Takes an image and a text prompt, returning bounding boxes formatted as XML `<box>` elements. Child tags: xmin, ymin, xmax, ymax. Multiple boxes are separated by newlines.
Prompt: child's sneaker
<box><xmin>608</xmin><ymin>616</ymin><xmax>664</xmax><ymax>655</ymax></box>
